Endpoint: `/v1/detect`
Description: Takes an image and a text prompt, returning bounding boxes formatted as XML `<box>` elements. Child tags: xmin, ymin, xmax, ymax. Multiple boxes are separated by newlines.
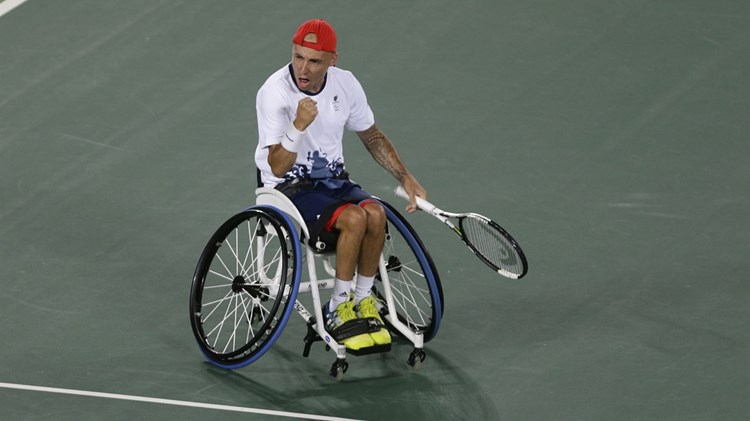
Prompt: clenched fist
<box><xmin>293</xmin><ymin>97</ymin><xmax>318</xmax><ymax>131</ymax></box>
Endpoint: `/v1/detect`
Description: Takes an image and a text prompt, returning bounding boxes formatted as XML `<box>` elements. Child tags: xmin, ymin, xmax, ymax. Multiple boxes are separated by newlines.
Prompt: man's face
<box><xmin>291</xmin><ymin>43</ymin><xmax>337</xmax><ymax>93</ymax></box>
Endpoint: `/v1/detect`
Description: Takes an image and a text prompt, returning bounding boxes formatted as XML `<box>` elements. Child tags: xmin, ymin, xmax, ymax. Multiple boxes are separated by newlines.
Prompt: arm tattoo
<box><xmin>357</xmin><ymin>125</ymin><xmax>408</xmax><ymax>181</ymax></box>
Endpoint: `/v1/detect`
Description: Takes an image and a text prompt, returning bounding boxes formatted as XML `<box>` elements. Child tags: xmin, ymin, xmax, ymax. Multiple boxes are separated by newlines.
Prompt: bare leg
<box><xmin>356</xmin><ymin>202</ymin><xmax>386</xmax><ymax>277</ymax></box>
<box><xmin>334</xmin><ymin>206</ymin><xmax>367</xmax><ymax>281</ymax></box>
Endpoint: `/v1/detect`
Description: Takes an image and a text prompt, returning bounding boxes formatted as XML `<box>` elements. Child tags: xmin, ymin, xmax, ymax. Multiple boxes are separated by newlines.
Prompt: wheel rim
<box><xmin>190</xmin><ymin>207</ymin><xmax>300</xmax><ymax>366</ymax></box>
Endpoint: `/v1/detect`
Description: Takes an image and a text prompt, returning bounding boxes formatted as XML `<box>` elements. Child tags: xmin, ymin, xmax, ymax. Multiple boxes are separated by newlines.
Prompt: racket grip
<box><xmin>394</xmin><ymin>186</ymin><xmax>437</xmax><ymax>213</ymax></box>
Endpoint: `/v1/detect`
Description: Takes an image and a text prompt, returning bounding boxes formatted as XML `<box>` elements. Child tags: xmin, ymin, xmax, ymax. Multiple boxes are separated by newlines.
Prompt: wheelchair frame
<box><xmin>189</xmin><ymin>187</ymin><xmax>443</xmax><ymax>380</ymax></box>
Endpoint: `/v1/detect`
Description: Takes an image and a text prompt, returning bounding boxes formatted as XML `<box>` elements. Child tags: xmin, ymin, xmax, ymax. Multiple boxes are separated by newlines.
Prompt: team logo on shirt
<box><xmin>333</xmin><ymin>95</ymin><xmax>340</xmax><ymax>111</ymax></box>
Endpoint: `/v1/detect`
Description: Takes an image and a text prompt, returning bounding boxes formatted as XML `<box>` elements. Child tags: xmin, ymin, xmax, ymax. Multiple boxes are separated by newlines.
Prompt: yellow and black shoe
<box><xmin>323</xmin><ymin>300</ymin><xmax>375</xmax><ymax>350</ymax></box>
<box><xmin>356</xmin><ymin>296</ymin><xmax>392</xmax><ymax>345</ymax></box>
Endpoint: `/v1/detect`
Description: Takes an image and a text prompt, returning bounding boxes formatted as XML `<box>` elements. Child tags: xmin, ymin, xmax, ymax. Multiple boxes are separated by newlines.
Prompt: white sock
<box><xmin>354</xmin><ymin>274</ymin><xmax>376</xmax><ymax>303</ymax></box>
<box><xmin>329</xmin><ymin>278</ymin><xmax>351</xmax><ymax>312</ymax></box>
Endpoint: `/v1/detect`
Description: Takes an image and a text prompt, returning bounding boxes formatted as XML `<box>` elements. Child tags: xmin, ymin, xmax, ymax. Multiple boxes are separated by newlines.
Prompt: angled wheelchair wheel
<box><xmin>189</xmin><ymin>205</ymin><xmax>302</xmax><ymax>369</ymax></box>
<box><xmin>374</xmin><ymin>200</ymin><xmax>444</xmax><ymax>342</ymax></box>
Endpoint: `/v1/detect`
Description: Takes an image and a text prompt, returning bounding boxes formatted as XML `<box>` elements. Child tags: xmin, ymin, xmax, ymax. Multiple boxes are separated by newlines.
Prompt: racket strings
<box><xmin>461</xmin><ymin>217</ymin><xmax>523</xmax><ymax>275</ymax></box>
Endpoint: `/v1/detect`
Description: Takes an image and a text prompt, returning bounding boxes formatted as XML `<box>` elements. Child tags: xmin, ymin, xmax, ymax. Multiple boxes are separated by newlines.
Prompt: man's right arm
<box><xmin>267</xmin><ymin>97</ymin><xmax>319</xmax><ymax>177</ymax></box>
<box><xmin>267</xmin><ymin>144</ymin><xmax>297</xmax><ymax>178</ymax></box>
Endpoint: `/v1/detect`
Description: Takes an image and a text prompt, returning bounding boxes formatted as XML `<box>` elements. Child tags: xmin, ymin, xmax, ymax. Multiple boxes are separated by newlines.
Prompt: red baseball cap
<box><xmin>293</xmin><ymin>19</ymin><xmax>337</xmax><ymax>53</ymax></box>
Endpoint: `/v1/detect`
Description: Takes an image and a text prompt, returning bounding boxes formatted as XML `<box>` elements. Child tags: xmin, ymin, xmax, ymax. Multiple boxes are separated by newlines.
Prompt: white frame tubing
<box><xmin>256</xmin><ymin>186</ymin><xmax>426</xmax><ymax>359</ymax></box>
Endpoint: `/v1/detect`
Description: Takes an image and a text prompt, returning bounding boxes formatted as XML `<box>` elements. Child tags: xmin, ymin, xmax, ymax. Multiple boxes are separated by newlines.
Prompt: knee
<box><xmin>335</xmin><ymin>205</ymin><xmax>368</xmax><ymax>236</ymax></box>
<box><xmin>362</xmin><ymin>202</ymin><xmax>386</xmax><ymax>233</ymax></box>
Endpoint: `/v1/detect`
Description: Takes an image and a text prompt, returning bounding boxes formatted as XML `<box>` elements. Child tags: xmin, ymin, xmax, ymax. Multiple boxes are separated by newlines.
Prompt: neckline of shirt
<box><xmin>287</xmin><ymin>63</ymin><xmax>328</xmax><ymax>96</ymax></box>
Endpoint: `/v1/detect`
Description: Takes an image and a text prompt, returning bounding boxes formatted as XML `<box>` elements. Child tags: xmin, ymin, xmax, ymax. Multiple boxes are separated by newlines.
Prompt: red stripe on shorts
<box><xmin>324</xmin><ymin>203</ymin><xmax>354</xmax><ymax>231</ymax></box>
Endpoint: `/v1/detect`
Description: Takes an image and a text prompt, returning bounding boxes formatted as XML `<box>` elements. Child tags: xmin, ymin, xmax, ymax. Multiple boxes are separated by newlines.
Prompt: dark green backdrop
<box><xmin>1</xmin><ymin>1</ymin><xmax>748</xmax><ymax>419</ymax></box>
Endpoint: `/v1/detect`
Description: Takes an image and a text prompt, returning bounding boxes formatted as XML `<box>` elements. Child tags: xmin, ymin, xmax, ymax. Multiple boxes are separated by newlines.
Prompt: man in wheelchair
<box><xmin>254</xmin><ymin>19</ymin><xmax>427</xmax><ymax>351</ymax></box>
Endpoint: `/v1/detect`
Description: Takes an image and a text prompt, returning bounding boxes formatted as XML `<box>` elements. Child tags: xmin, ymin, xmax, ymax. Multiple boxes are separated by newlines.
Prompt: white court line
<box><xmin>0</xmin><ymin>382</ymin><xmax>364</xmax><ymax>421</ymax></box>
<box><xmin>0</xmin><ymin>0</ymin><xmax>30</xmax><ymax>17</ymax></box>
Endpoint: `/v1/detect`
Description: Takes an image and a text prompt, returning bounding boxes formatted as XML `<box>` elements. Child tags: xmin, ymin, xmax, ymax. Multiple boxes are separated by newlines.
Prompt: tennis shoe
<box><xmin>356</xmin><ymin>296</ymin><xmax>391</xmax><ymax>345</ymax></box>
<box><xmin>322</xmin><ymin>300</ymin><xmax>375</xmax><ymax>350</ymax></box>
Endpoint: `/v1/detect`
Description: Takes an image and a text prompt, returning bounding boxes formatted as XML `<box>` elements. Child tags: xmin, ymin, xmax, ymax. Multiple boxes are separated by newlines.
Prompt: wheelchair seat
<box><xmin>255</xmin><ymin>187</ymin><xmax>340</xmax><ymax>254</ymax></box>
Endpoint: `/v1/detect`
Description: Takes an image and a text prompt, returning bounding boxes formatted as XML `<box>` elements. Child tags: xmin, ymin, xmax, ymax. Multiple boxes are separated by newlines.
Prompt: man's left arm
<box><xmin>357</xmin><ymin>124</ymin><xmax>426</xmax><ymax>213</ymax></box>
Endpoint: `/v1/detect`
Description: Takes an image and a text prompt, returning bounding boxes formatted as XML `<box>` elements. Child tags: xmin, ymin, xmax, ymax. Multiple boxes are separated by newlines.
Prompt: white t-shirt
<box><xmin>255</xmin><ymin>64</ymin><xmax>375</xmax><ymax>187</ymax></box>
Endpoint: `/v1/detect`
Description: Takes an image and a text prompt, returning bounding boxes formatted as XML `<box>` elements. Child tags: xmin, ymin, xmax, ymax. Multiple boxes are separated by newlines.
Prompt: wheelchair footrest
<box><xmin>331</xmin><ymin>317</ymin><xmax>383</xmax><ymax>342</ymax></box>
<box><xmin>347</xmin><ymin>343</ymin><xmax>392</xmax><ymax>356</ymax></box>
<box><xmin>302</xmin><ymin>317</ymin><xmax>393</xmax><ymax>357</ymax></box>
<box><xmin>333</xmin><ymin>318</ymin><xmax>392</xmax><ymax>356</ymax></box>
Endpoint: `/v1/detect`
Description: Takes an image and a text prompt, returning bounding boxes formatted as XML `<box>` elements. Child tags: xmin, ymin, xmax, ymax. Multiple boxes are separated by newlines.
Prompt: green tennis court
<box><xmin>1</xmin><ymin>0</ymin><xmax>748</xmax><ymax>419</ymax></box>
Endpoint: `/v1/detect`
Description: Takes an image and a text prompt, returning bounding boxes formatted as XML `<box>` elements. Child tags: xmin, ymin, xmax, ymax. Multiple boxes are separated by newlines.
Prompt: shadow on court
<box><xmin>200</xmin><ymin>346</ymin><xmax>500</xmax><ymax>421</ymax></box>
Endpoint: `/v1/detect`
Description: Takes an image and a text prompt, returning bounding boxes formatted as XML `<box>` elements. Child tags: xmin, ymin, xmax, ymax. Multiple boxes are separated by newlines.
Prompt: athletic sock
<box><xmin>354</xmin><ymin>274</ymin><xmax>376</xmax><ymax>303</ymax></box>
<box><xmin>329</xmin><ymin>278</ymin><xmax>352</xmax><ymax>312</ymax></box>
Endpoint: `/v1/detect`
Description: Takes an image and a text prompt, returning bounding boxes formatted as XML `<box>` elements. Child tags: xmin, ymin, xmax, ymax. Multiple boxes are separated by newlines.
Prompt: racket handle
<box><xmin>394</xmin><ymin>186</ymin><xmax>437</xmax><ymax>214</ymax></box>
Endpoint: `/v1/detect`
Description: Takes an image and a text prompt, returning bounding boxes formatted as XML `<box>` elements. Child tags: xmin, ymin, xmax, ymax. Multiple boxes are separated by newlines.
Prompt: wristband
<box><xmin>281</xmin><ymin>123</ymin><xmax>305</xmax><ymax>153</ymax></box>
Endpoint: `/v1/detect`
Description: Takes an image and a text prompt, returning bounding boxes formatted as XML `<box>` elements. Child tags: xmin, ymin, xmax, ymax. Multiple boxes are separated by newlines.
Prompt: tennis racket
<box><xmin>394</xmin><ymin>186</ymin><xmax>528</xmax><ymax>279</ymax></box>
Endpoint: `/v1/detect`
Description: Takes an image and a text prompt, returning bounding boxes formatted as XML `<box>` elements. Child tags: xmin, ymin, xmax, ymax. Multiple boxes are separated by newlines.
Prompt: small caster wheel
<box><xmin>329</xmin><ymin>358</ymin><xmax>349</xmax><ymax>381</ymax></box>
<box><xmin>407</xmin><ymin>348</ymin><xmax>426</xmax><ymax>369</ymax></box>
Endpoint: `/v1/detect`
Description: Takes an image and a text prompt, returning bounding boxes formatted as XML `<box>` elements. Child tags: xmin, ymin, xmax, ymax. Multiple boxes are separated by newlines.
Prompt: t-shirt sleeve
<box><xmin>345</xmin><ymin>74</ymin><xmax>375</xmax><ymax>132</ymax></box>
<box><xmin>256</xmin><ymin>84</ymin><xmax>289</xmax><ymax>148</ymax></box>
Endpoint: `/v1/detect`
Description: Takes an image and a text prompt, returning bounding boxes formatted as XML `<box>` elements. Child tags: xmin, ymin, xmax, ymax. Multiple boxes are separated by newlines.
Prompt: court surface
<box><xmin>1</xmin><ymin>1</ymin><xmax>749</xmax><ymax>420</ymax></box>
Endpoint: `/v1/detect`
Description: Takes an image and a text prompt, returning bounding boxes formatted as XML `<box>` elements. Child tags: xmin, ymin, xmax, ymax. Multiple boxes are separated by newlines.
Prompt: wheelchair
<box><xmin>189</xmin><ymin>186</ymin><xmax>444</xmax><ymax>380</ymax></box>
